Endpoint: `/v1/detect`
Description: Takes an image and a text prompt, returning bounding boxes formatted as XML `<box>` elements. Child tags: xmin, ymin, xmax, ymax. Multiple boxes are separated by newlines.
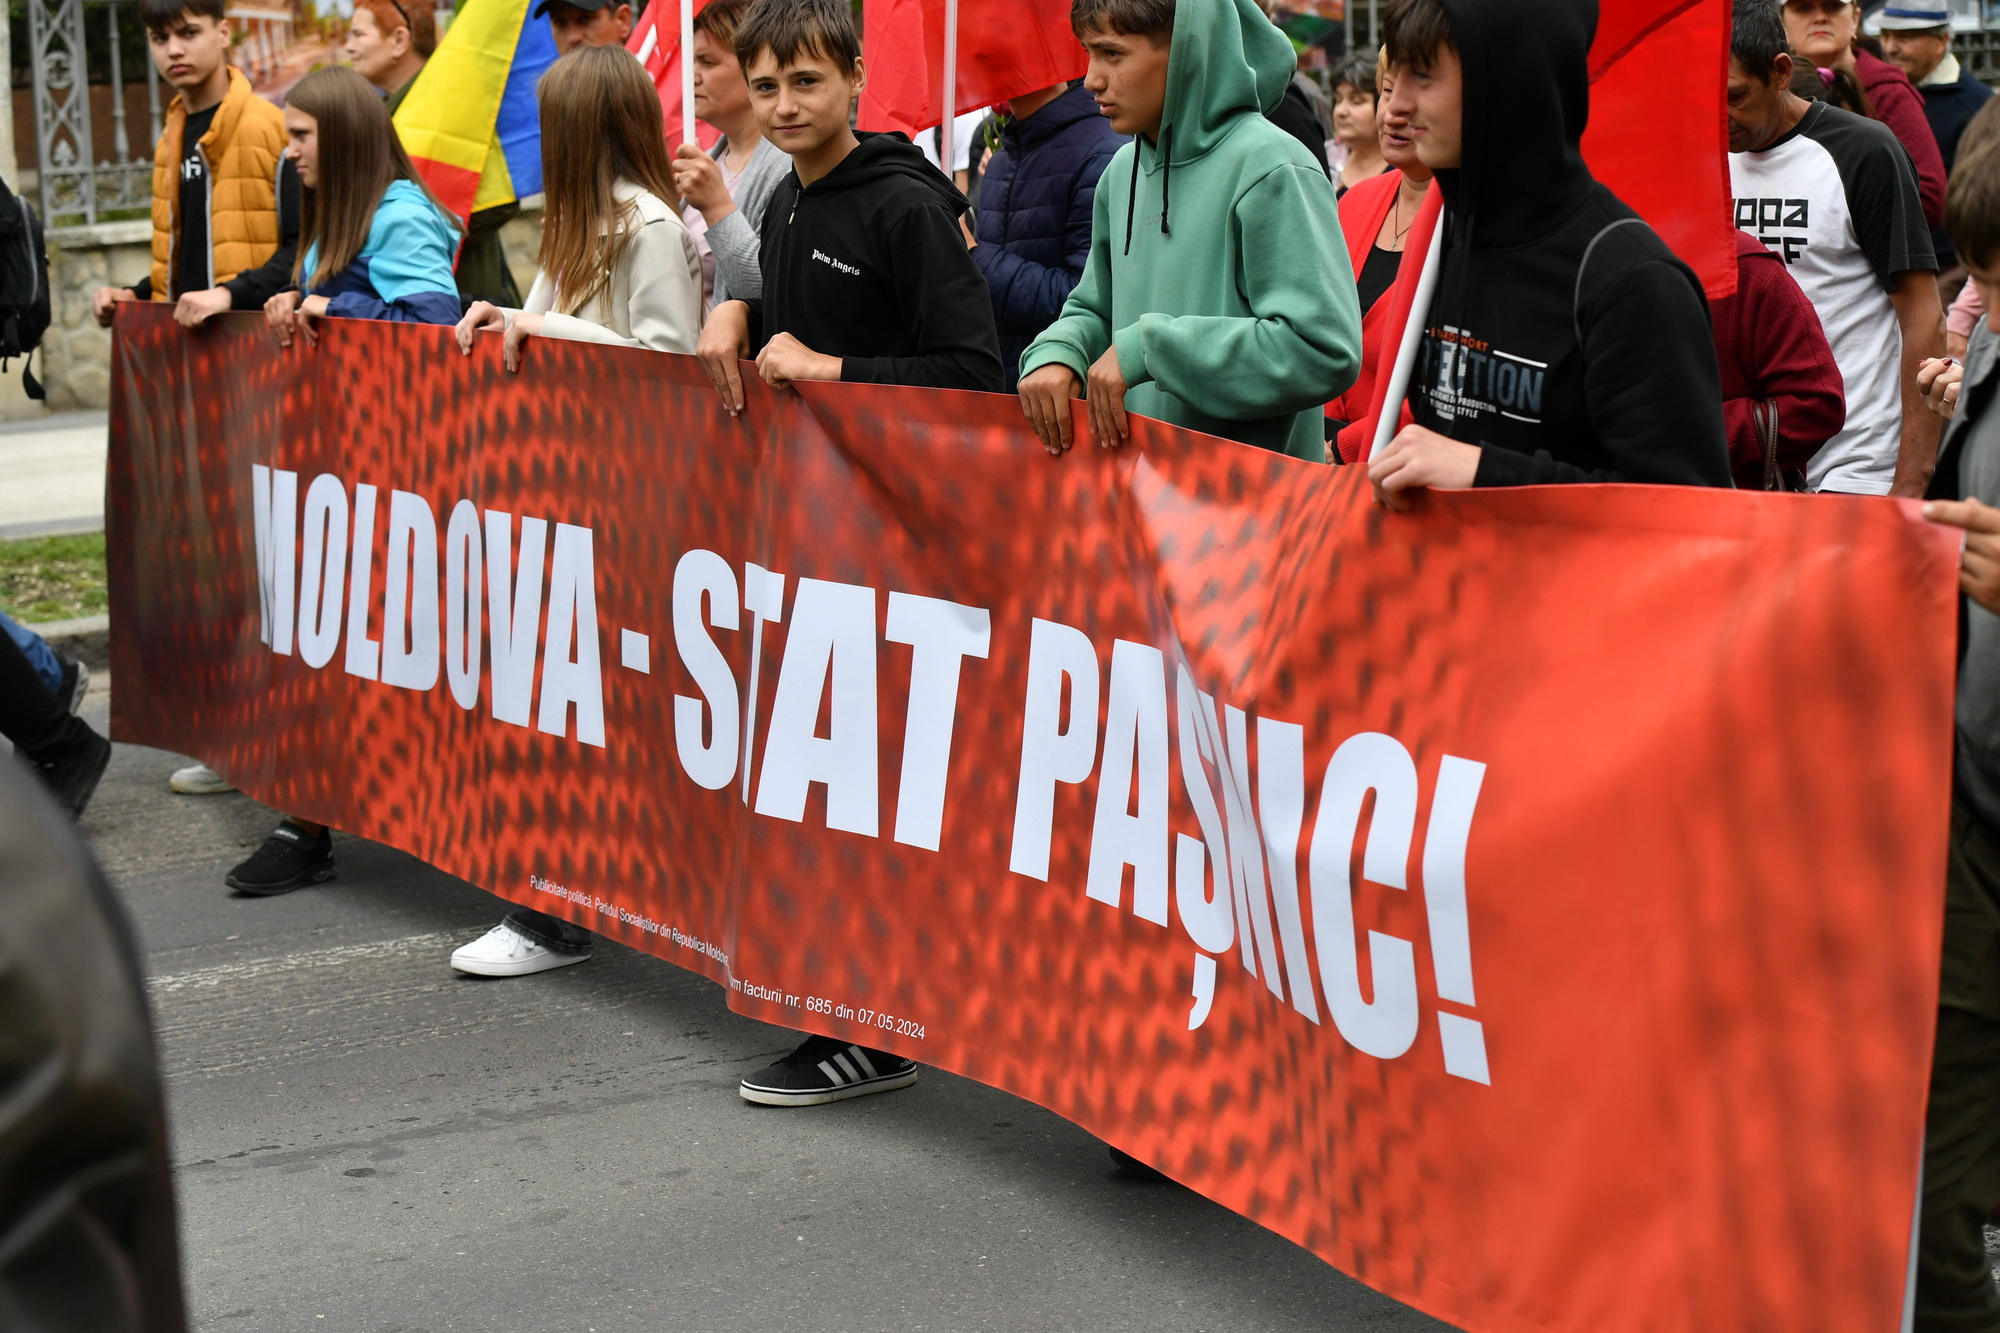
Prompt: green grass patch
<box><xmin>0</xmin><ymin>533</ymin><xmax>108</xmax><ymax>623</ymax></box>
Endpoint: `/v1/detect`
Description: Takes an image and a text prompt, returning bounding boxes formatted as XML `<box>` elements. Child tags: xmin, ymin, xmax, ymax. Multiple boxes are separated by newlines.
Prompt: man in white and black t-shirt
<box><xmin>1727</xmin><ymin>0</ymin><xmax>1943</xmax><ymax>496</ymax></box>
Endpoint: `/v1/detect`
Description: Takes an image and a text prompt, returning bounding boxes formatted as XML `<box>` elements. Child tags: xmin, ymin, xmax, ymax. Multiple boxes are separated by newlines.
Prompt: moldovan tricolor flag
<box><xmin>627</xmin><ymin>0</ymin><xmax>722</xmax><ymax>150</ymax></box>
<box><xmin>393</xmin><ymin>0</ymin><xmax>559</xmax><ymax>225</ymax></box>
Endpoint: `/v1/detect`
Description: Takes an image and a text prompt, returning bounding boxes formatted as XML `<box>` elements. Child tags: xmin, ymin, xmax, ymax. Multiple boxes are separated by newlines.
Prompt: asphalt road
<box><xmin>71</xmin><ymin>677</ymin><xmax>1458</xmax><ymax>1333</ymax></box>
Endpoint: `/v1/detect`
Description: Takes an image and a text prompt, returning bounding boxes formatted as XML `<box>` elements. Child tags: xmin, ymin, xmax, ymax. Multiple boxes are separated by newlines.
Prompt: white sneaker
<box><xmin>168</xmin><ymin>762</ymin><xmax>234</xmax><ymax>795</ymax></box>
<box><xmin>449</xmin><ymin>923</ymin><xmax>591</xmax><ymax>977</ymax></box>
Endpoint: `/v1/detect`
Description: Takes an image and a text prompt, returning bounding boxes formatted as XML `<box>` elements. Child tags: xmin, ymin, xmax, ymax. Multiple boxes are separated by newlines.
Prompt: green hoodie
<box><xmin>1019</xmin><ymin>0</ymin><xmax>1361</xmax><ymax>461</ymax></box>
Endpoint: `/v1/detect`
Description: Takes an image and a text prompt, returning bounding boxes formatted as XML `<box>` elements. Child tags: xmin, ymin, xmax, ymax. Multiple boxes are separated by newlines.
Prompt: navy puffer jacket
<box><xmin>972</xmin><ymin>84</ymin><xmax>1126</xmax><ymax>389</ymax></box>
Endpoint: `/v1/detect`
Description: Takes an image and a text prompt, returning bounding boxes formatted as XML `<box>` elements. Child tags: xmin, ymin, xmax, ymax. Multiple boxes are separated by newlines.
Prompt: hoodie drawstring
<box><xmin>1124</xmin><ymin>128</ymin><xmax>1174</xmax><ymax>255</ymax></box>
<box><xmin>1123</xmin><ymin>148</ymin><xmax>1140</xmax><ymax>255</ymax></box>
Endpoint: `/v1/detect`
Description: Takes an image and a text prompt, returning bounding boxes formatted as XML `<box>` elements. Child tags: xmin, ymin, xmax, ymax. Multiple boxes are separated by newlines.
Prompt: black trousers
<box><xmin>503</xmin><ymin>906</ymin><xmax>594</xmax><ymax>955</ymax></box>
<box><xmin>0</xmin><ymin>624</ymin><xmax>84</xmax><ymax>759</ymax></box>
<box><xmin>1918</xmin><ymin>804</ymin><xmax>2000</xmax><ymax>1331</ymax></box>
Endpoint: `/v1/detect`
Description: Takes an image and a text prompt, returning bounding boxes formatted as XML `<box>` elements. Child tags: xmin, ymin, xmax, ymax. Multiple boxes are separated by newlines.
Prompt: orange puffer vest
<box><xmin>148</xmin><ymin>68</ymin><xmax>287</xmax><ymax>298</ymax></box>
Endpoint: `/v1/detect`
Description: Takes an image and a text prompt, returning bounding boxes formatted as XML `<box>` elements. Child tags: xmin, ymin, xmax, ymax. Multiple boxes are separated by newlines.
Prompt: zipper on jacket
<box><xmin>202</xmin><ymin>144</ymin><xmax>216</xmax><ymax>290</ymax></box>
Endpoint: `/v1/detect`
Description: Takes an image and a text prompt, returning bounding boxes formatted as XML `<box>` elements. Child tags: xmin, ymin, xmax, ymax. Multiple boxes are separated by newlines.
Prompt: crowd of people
<box><xmin>2</xmin><ymin>0</ymin><xmax>1999</xmax><ymax>1322</ymax></box>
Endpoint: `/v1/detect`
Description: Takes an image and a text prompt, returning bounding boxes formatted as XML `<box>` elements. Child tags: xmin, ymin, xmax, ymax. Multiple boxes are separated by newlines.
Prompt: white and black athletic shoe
<box><xmin>739</xmin><ymin>1035</ymin><xmax>918</xmax><ymax>1107</ymax></box>
<box><xmin>56</xmin><ymin>655</ymin><xmax>88</xmax><ymax>716</ymax></box>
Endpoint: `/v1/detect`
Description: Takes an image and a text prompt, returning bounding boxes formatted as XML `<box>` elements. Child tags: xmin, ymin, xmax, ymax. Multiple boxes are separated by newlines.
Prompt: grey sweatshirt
<box><xmin>707</xmin><ymin>136</ymin><xmax>788</xmax><ymax>306</ymax></box>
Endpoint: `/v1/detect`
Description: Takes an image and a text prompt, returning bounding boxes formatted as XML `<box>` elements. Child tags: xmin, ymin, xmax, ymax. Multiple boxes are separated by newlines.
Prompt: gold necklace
<box><xmin>1388</xmin><ymin>181</ymin><xmax>1426</xmax><ymax>249</ymax></box>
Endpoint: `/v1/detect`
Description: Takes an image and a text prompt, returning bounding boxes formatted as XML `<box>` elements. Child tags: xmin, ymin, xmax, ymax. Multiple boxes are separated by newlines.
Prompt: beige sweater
<box><xmin>517</xmin><ymin>182</ymin><xmax>703</xmax><ymax>354</ymax></box>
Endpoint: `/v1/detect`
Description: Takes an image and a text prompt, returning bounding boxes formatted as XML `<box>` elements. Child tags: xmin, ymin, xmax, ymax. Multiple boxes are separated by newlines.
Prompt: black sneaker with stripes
<box><xmin>738</xmin><ymin>1034</ymin><xmax>919</xmax><ymax>1107</ymax></box>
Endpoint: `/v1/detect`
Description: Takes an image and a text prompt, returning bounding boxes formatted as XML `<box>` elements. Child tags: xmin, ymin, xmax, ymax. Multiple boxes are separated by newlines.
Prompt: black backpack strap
<box><xmin>1573</xmin><ymin>216</ymin><xmax>1650</xmax><ymax>349</ymax></box>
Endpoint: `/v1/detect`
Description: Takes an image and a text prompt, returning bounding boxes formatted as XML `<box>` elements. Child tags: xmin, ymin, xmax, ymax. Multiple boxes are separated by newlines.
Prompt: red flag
<box><xmin>1584</xmin><ymin>0</ymin><xmax>1734</xmax><ymax>299</ymax></box>
<box><xmin>857</xmin><ymin>0</ymin><xmax>1087</xmax><ymax>138</ymax></box>
<box><xmin>627</xmin><ymin>0</ymin><xmax>723</xmax><ymax>151</ymax></box>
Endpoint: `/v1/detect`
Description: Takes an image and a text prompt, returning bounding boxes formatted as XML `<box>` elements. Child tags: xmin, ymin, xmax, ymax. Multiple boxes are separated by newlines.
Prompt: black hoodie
<box><xmin>745</xmin><ymin>132</ymin><xmax>1004</xmax><ymax>392</ymax></box>
<box><xmin>1414</xmin><ymin>0</ymin><xmax>1731</xmax><ymax>487</ymax></box>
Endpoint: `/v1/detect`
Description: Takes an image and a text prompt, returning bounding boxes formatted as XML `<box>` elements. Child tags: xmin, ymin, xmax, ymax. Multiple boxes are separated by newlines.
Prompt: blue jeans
<box><xmin>0</xmin><ymin>610</ymin><xmax>60</xmax><ymax>694</ymax></box>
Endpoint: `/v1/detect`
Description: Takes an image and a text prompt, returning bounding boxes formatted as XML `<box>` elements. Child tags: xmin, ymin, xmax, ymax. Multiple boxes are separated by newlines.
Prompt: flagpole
<box><xmin>1368</xmin><ymin>219</ymin><xmax>1444</xmax><ymax>462</ymax></box>
<box><xmin>940</xmin><ymin>0</ymin><xmax>959</xmax><ymax>178</ymax></box>
<box><xmin>680</xmin><ymin>0</ymin><xmax>697</xmax><ymax>146</ymax></box>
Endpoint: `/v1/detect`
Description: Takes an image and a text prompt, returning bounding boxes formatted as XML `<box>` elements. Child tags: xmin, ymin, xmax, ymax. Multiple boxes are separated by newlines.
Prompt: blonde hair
<box><xmin>535</xmin><ymin>46</ymin><xmax>682</xmax><ymax>315</ymax></box>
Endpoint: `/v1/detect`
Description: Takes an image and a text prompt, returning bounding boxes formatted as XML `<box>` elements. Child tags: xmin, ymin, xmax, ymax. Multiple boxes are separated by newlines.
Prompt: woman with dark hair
<box><xmin>1789</xmin><ymin>56</ymin><xmax>1872</xmax><ymax>117</ymax></box>
<box><xmin>1326</xmin><ymin>55</ymin><xmax>1432</xmax><ymax>461</ymax></box>
<box><xmin>455</xmin><ymin>45</ymin><xmax>701</xmax><ymax>375</ymax></box>
<box><xmin>228</xmin><ymin>67</ymin><xmax>461</xmax><ymax>897</ymax></box>
<box><xmin>1332</xmin><ymin>50</ymin><xmax>1387</xmax><ymax>198</ymax></box>
<box><xmin>263</xmin><ymin>64</ymin><xmax>462</xmax><ymax>350</ymax></box>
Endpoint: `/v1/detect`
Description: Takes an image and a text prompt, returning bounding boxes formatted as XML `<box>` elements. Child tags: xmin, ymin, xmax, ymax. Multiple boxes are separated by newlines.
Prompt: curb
<box><xmin>24</xmin><ymin>613</ymin><xmax>109</xmax><ymax>672</ymax></box>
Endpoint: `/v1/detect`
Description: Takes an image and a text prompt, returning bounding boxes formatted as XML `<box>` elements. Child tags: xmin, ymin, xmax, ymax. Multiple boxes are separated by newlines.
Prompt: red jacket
<box><xmin>1327</xmin><ymin>170</ymin><xmax>1407</xmax><ymax>463</ymax></box>
<box><xmin>1856</xmin><ymin>48</ymin><xmax>1947</xmax><ymax>230</ymax></box>
<box><xmin>1709</xmin><ymin>231</ymin><xmax>1845</xmax><ymax>488</ymax></box>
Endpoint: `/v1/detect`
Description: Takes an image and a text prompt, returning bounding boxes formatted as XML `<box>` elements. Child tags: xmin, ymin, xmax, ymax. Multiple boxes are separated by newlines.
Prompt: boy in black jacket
<box><xmin>695</xmin><ymin>0</ymin><xmax>1002</xmax><ymax>413</ymax></box>
<box><xmin>1365</xmin><ymin>0</ymin><xmax>1732</xmax><ymax>505</ymax></box>
<box><xmin>696</xmin><ymin>0</ymin><xmax>997</xmax><ymax>1109</ymax></box>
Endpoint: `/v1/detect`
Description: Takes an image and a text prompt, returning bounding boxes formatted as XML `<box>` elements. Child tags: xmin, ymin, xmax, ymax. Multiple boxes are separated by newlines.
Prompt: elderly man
<box><xmin>1877</xmin><ymin>2</ymin><xmax>1992</xmax><ymax>270</ymax></box>
<box><xmin>1878</xmin><ymin>2</ymin><xmax>1993</xmax><ymax>174</ymax></box>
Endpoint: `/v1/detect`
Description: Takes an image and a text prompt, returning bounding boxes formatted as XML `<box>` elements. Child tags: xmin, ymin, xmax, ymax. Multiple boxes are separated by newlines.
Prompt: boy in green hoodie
<box><xmin>1017</xmin><ymin>0</ymin><xmax>1360</xmax><ymax>462</ymax></box>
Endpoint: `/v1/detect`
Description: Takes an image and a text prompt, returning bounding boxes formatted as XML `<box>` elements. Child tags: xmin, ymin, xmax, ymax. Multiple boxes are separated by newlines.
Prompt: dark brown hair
<box><xmin>287</xmin><ymin>66</ymin><xmax>452</xmax><ymax>290</ymax></box>
<box><xmin>733</xmin><ymin>0</ymin><xmax>861</xmax><ymax>75</ymax></box>
<box><xmin>536</xmin><ymin>45</ymin><xmax>684</xmax><ymax>315</ymax></box>
<box><xmin>1382</xmin><ymin>0</ymin><xmax>1456</xmax><ymax>72</ymax></box>
<box><xmin>1070</xmin><ymin>0</ymin><xmax>1174</xmax><ymax>40</ymax></box>
<box><xmin>140</xmin><ymin>0</ymin><xmax>224</xmax><ymax>35</ymax></box>
<box><xmin>355</xmin><ymin>0</ymin><xmax>438</xmax><ymax>60</ymax></box>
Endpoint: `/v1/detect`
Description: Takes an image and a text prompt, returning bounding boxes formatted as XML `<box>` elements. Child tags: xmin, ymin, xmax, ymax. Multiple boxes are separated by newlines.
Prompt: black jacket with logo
<box><xmin>745</xmin><ymin>132</ymin><xmax>1003</xmax><ymax>392</ymax></box>
<box><xmin>1414</xmin><ymin>0</ymin><xmax>1730</xmax><ymax>487</ymax></box>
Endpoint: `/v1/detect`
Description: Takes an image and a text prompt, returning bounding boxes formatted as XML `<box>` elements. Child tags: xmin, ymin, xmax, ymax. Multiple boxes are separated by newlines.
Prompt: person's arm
<box><xmin>534</xmin><ymin>220</ymin><xmax>702</xmax><ymax>355</ymax></box>
<box><xmin>838</xmin><ymin>204</ymin><xmax>1003</xmax><ymax>392</ymax></box>
<box><xmin>1721</xmin><ymin>259</ymin><xmax>1845</xmax><ymax>476</ymax></box>
<box><xmin>972</xmin><ymin>138</ymin><xmax>1117</xmax><ymax>336</ymax></box>
<box><xmin>1475</xmin><ymin>258</ymin><xmax>1731</xmax><ymax>487</ymax></box>
<box><xmin>222</xmin><ymin>157</ymin><xmax>302</xmax><ymax>311</ymax></box>
<box><xmin>1947</xmin><ymin>277</ymin><xmax>1984</xmax><ymax>360</ymax></box>
<box><xmin>704</xmin><ymin>210</ymin><xmax>762</xmax><ymax>306</ymax></box>
<box><xmin>1105</xmin><ymin>163</ymin><xmax>1361</xmax><ymax>422</ymax></box>
<box><xmin>129</xmin><ymin>277</ymin><xmax>152</xmax><ymax>302</ymax></box>
<box><xmin>1019</xmin><ymin>153</ymin><xmax>1123</xmax><ymax>389</ymax></box>
<box><xmin>1890</xmin><ymin>266</ymin><xmax>1947</xmax><ymax>496</ymax></box>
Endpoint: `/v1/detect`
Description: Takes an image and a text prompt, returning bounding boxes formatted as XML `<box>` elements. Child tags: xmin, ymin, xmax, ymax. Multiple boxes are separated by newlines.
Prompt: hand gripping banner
<box><xmin>109</xmin><ymin>305</ymin><xmax>1959</xmax><ymax>1333</ymax></box>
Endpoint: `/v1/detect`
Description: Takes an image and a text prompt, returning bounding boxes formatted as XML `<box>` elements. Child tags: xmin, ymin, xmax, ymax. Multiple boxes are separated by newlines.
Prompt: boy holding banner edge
<box><xmin>695</xmin><ymin>0</ymin><xmax>1000</xmax><ymax>1105</ymax></box>
<box><xmin>694</xmin><ymin>0</ymin><xmax>1001</xmax><ymax>411</ymax></box>
<box><xmin>1364</xmin><ymin>0</ymin><xmax>1731</xmax><ymax>503</ymax></box>
<box><xmin>1016</xmin><ymin>0</ymin><xmax>1362</xmax><ymax>460</ymax></box>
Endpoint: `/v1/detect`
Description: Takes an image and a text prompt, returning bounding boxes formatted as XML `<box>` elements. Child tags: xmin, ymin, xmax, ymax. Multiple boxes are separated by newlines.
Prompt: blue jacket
<box><xmin>1923</xmin><ymin>61</ymin><xmax>1994</xmax><ymax>172</ymax></box>
<box><xmin>971</xmin><ymin>84</ymin><xmax>1124</xmax><ymax>389</ymax></box>
<box><xmin>303</xmin><ymin>179</ymin><xmax>462</xmax><ymax>324</ymax></box>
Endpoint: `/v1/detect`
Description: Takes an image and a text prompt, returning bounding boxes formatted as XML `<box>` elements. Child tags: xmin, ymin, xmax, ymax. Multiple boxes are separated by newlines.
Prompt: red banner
<box><xmin>109</xmin><ymin>305</ymin><xmax>1957</xmax><ymax>1333</ymax></box>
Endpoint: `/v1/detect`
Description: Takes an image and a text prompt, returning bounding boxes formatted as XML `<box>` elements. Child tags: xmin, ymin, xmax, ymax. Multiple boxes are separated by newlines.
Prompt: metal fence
<box><xmin>26</xmin><ymin>0</ymin><xmax>164</xmax><ymax>230</ymax></box>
